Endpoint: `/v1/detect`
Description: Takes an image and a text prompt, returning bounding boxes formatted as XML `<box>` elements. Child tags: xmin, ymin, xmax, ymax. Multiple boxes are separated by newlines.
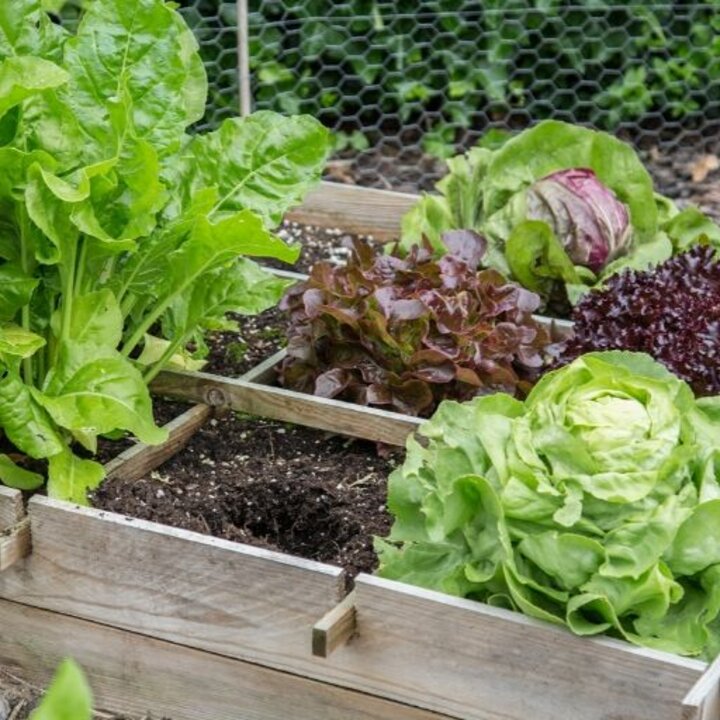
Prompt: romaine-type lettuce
<box><xmin>0</xmin><ymin>0</ymin><xmax>330</xmax><ymax>502</ymax></box>
<box><xmin>377</xmin><ymin>351</ymin><xmax>720</xmax><ymax>658</ymax></box>
<box><xmin>400</xmin><ymin>121</ymin><xmax>720</xmax><ymax>309</ymax></box>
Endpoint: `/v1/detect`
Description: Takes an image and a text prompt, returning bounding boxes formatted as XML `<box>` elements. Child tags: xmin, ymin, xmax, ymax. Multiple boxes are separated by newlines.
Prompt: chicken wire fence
<box><xmin>58</xmin><ymin>1</ymin><xmax>720</xmax><ymax>192</ymax></box>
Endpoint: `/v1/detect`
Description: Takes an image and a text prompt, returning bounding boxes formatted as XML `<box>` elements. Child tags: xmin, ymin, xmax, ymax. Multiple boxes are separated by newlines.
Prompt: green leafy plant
<box><xmin>400</xmin><ymin>121</ymin><xmax>720</xmax><ymax>311</ymax></box>
<box><xmin>30</xmin><ymin>658</ymin><xmax>92</xmax><ymax>720</ymax></box>
<box><xmin>0</xmin><ymin>0</ymin><xmax>330</xmax><ymax>503</ymax></box>
<box><xmin>278</xmin><ymin>231</ymin><xmax>551</xmax><ymax>416</ymax></box>
<box><xmin>377</xmin><ymin>351</ymin><xmax>720</xmax><ymax>659</ymax></box>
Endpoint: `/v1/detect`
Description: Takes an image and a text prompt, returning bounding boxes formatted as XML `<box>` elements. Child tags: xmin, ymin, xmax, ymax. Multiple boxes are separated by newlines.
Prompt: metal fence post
<box><xmin>236</xmin><ymin>0</ymin><xmax>252</xmax><ymax>117</ymax></box>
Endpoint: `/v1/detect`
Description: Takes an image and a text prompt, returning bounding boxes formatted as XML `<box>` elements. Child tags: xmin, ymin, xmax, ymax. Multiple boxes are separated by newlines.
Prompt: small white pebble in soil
<box><xmin>156</xmin><ymin>489</ymin><xmax>165</xmax><ymax>498</ymax></box>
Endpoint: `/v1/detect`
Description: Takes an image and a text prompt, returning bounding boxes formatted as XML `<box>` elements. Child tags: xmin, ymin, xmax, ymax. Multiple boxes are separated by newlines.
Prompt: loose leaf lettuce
<box><xmin>0</xmin><ymin>0</ymin><xmax>330</xmax><ymax>502</ymax></box>
<box><xmin>378</xmin><ymin>351</ymin><xmax>720</xmax><ymax>658</ymax></box>
<box><xmin>279</xmin><ymin>232</ymin><xmax>551</xmax><ymax>416</ymax></box>
<box><xmin>558</xmin><ymin>246</ymin><xmax>720</xmax><ymax>397</ymax></box>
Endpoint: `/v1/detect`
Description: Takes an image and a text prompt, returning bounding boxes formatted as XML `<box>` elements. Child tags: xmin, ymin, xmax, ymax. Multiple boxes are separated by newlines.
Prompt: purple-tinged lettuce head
<box><xmin>526</xmin><ymin>168</ymin><xmax>632</xmax><ymax>272</ymax></box>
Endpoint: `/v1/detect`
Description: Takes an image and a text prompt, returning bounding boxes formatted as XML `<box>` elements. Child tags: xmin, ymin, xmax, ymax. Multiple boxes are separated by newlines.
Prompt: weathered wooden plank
<box><xmin>0</xmin><ymin>496</ymin><xmax>345</xmax><ymax>675</ymax></box>
<box><xmin>0</xmin><ymin>598</ymin><xmax>451</xmax><ymax>720</ymax></box>
<box><xmin>151</xmin><ymin>369</ymin><xmax>422</xmax><ymax>447</ymax></box>
<box><xmin>287</xmin><ymin>181</ymin><xmax>417</xmax><ymax>240</ymax></box>
<box><xmin>0</xmin><ymin>518</ymin><xmax>31</xmax><ymax>572</ymax></box>
<box><xmin>104</xmin><ymin>404</ymin><xmax>212</xmax><ymax>482</ymax></box>
<box><xmin>317</xmin><ymin>574</ymin><xmax>705</xmax><ymax>720</ymax></box>
<box><xmin>0</xmin><ymin>487</ymin><xmax>23</xmax><ymax>531</ymax></box>
<box><xmin>682</xmin><ymin>653</ymin><xmax>720</xmax><ymax>720</ymax></box>
<box><xmin>313</xmin><ymin>590</ymin><xmax>357</xmax><ymax>658</ymax></box>
<box><xmin>240</xmin><ymin>348</ymin><xmax>285</xmax><ymax>384</ymax></box>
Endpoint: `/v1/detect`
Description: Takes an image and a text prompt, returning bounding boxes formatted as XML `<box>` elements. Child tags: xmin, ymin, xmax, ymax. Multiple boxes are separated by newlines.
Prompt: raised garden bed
<box><xmin>0</xmin><ymin>177</ymin><xmax>720</xmax><ymax>720</ymax></box>
<box><xmin>0</xmin><ymin>184</ymin><xmax>718</xmax><ymax>720</ymax></box>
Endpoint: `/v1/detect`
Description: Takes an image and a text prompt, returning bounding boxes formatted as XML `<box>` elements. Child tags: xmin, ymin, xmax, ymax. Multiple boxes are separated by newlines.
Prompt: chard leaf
<box><xmin>165</xmin><ymin>258</ymin><xmax>290</xmax><ymax>339</ymax></box>
<box><xmin>188</xmin><ymin>112</ymin><xmax>331</xmax><ymax>227</ymax></box>
<box><xmin>0</xmin><ymin>264</ymin><xmax>38</xmax><ymax>320</ymax></box>
<box><xmin>62</xmin><ymin>0</ymin><xmax>207</xmax><ymax>158</ymax></box>
<box><xmin>0</xmin><ymin>323</ymin><xmax>44</xmax><ymax>358</ymax></box>
<box><xmin>0</xmin><ymin>56</ymin><xmax>68</xmax><ymax>120</ymax></box>
<box><xmin>33</xmin><ymin>356</ymin><xmax>166</xmax><ymax>445</ymax></box>
<box><xmin>47</xmin><ymin>449</ymin><xmax>104</xmax><ymax>506</ymax></box>
<box><xmin>0</xmin><ymin>368</ymin><xmax>64</xmax><ymax>458</ymax></box>
<box><xmin>163</xmin><ymin>211</ymin><xmax>297</xmax><ymax>298</ymax></box>
<box><xmin>0</xmin><ymin>453</ymin><xmax>43</xmax><ymax>490</ymax></box>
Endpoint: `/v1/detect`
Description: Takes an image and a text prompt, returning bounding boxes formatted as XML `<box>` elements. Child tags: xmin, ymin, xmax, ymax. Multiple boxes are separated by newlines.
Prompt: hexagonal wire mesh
<box><xmin>60</xmin><ymin>1</ymin><xmax>720</xmax><ymax>193</ymax></box>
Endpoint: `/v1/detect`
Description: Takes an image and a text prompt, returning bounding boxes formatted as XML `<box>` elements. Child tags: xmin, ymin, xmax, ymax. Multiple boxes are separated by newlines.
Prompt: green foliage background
<box><xmin>57</xmin><ymin>1</ymin><xmax>720</xmax><ymax>158</ymax></box>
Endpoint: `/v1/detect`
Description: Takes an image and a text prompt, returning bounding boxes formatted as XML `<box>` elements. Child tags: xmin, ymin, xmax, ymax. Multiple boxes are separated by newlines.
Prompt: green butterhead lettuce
<box><xmin>378</xmin><ymin>351</ymin><xmax>720</xmax><ymax>658</ymax></box>
<box><xmin>0</xmin><ymin>0</ymin><xmax>331</xmax><ymax>502</ymax></box>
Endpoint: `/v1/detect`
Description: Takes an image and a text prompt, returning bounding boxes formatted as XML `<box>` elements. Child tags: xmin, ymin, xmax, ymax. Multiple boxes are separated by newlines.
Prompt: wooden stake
<box><xmin>236</xmin><ymin>0</ymin><xmax>251</xmax><ymax>116</ymax></box>
<box><xmin>0</xmin><ymin>518</ymin><xmax>31</xmax><ymax>572</ymax></box>
<box><xmin>312</xmin><ymin>591</ymin><xmax>357</xmax><ymax>658</ymax></box>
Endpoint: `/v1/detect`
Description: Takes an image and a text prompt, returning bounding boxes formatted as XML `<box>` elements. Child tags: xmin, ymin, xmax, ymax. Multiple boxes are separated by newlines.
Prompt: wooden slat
<box><xmin>683</xmin><ymin>653</ymin><xmax>720</xmax><ymax>720</ymax></box>
<box><xmin>313</xmin><ymin>590</ymin><xmax>357</xmax><ymax>658</ymax></box>
<box><xmin>240</xmin><ymin>348</ymin><xmax>285</xmax><ymax>384</ymax></box>
<box><xmin>151</xmin><ymin>369</ymin><xmax>422</xmax><ymax>447</ymax></box>
<box><xmin>0</xmin><ymin>487</ymin><xmax>23</xmax><ymax>531</ymax></box>
<box><xmin>287</xmin><ymin>182</ymin><xmax>417</xmax><ymax>240</ymax></box>
<box><xmin>104</xmin><ymin>404</ymin><xmax>212</xmax><ymax>482</ymax></box>
<box><xmin>317</xmin><ymin>575</ymin><xmax>705</xmax><ymax>720</ymax></box>
<box><xmin>0</xmin><ymin>598</ymin><xmax>450</xmax><ymax>720</ymax></box>
<box><xmin>0</xmin><ymin>496</ymin><xmax>345</xmax><ymax>676</ymax></box>
<box><xmin>0</xmin><ymin>518</ymin><xmax>30</xmax><ymax>571</ymax></box>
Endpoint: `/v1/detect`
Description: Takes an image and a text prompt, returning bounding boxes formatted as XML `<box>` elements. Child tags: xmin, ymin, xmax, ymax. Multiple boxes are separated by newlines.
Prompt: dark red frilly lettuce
<box><xmin>558</xmin><ymin>245</ymin><xmax>720</xmax><ymax>396</ymax></box>
<box><xmin>278</xmin><ymin>231</ymin><xmax>551</xmax><ymax>416</ymax></box>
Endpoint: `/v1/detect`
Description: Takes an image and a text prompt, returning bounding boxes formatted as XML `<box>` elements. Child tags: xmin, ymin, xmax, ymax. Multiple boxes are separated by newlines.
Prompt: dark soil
<box><xmin>201</xmin><ymin>306</ymin><xmax>288</xmax><ymax>377</ymax></box>
<box><xmin>94</xmin><ymin>400</ymin><xmax>192</xmax><ymax>465</ymax></box>
<box><xmin>92</xmin><ymin>410</ymin><xmax>400</xmax><ymax>583</ymax></box>
<box><xmin>0</xmin><ymin>665</ymin><xmax>165</xmax><ymax>720</ymax></box>
<box><xmin>262</xmin><ymin>221</ymin><xmax>388</xmax><ymax>274</ymax></box>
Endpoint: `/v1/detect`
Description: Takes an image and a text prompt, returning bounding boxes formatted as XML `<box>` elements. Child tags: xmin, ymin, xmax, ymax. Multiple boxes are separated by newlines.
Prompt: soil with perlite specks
<box><xmin>92</xmin><ymin>409</ymin><xmax>401</xmax><ymax>583</ymax></box>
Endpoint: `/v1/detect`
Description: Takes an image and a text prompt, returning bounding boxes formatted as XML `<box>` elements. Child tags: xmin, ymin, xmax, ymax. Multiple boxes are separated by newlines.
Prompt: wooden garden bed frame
<box><xmin>0</xmin><ymin>183</ymin><xmax>718</xmax><ymax>720</ymax></box>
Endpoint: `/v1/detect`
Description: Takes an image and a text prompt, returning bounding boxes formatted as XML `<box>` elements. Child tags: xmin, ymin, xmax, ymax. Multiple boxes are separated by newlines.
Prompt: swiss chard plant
<box><xmin>278</xmin><ymin>231</ymin><xmax>551</xmax><ymax>417</ymax></box>
<box><xmin>0</xmin><ymin>0</ymin><xmax>330</xmax><ymax>502</ymax></box>
<box><xmin>400</xmin><ymin>121</ymin><xmax>720</xmax><ymax>312</ymax></box>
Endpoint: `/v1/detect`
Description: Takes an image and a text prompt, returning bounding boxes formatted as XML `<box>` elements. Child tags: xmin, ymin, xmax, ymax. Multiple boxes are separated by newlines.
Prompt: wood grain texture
<box><xmin>0</xmin><ymin>496</ymin><xmax>345</xmax><ymax>675</ymax></box>
<box><xmin>287</xmin><ymin>181</ymin><xmax>417</xmax><ymax>239</ymax></box>
<box><xmin>0</xmin><ymin>518</ymin><xmax>30</xmax><ymax>571</ymax></box>
<box><xmin>0</xmin><ymin>598</ymin><xmax>451</xmax><ymax>720</ymax></box>
<box><xmin>313</xmin><ymin>590</ymin><xmax>357</xmax><ymax>658</ymax></box>
<box><xmin>318</xmin><ymin>574</ymin><xmax>705</xmax><ymax>720</ymax></box>
<box><xmin>104</xmin><ymin>404</ymin><xmax>212</xmax><ymax>482</ymax></box>
<box><xmin>151</xmin><ymin>369</ymin><xmax>422</xmax><ymax>447</ymax></box>
<box><xmin>0</xmin><ymin>487</ymin><xmax>23</xmax><ymax>531</ymax></box>
<box><xmin>682</xmin><ymin>653</ymin><xmax>720</xmax><ymax>720</ymax></box>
